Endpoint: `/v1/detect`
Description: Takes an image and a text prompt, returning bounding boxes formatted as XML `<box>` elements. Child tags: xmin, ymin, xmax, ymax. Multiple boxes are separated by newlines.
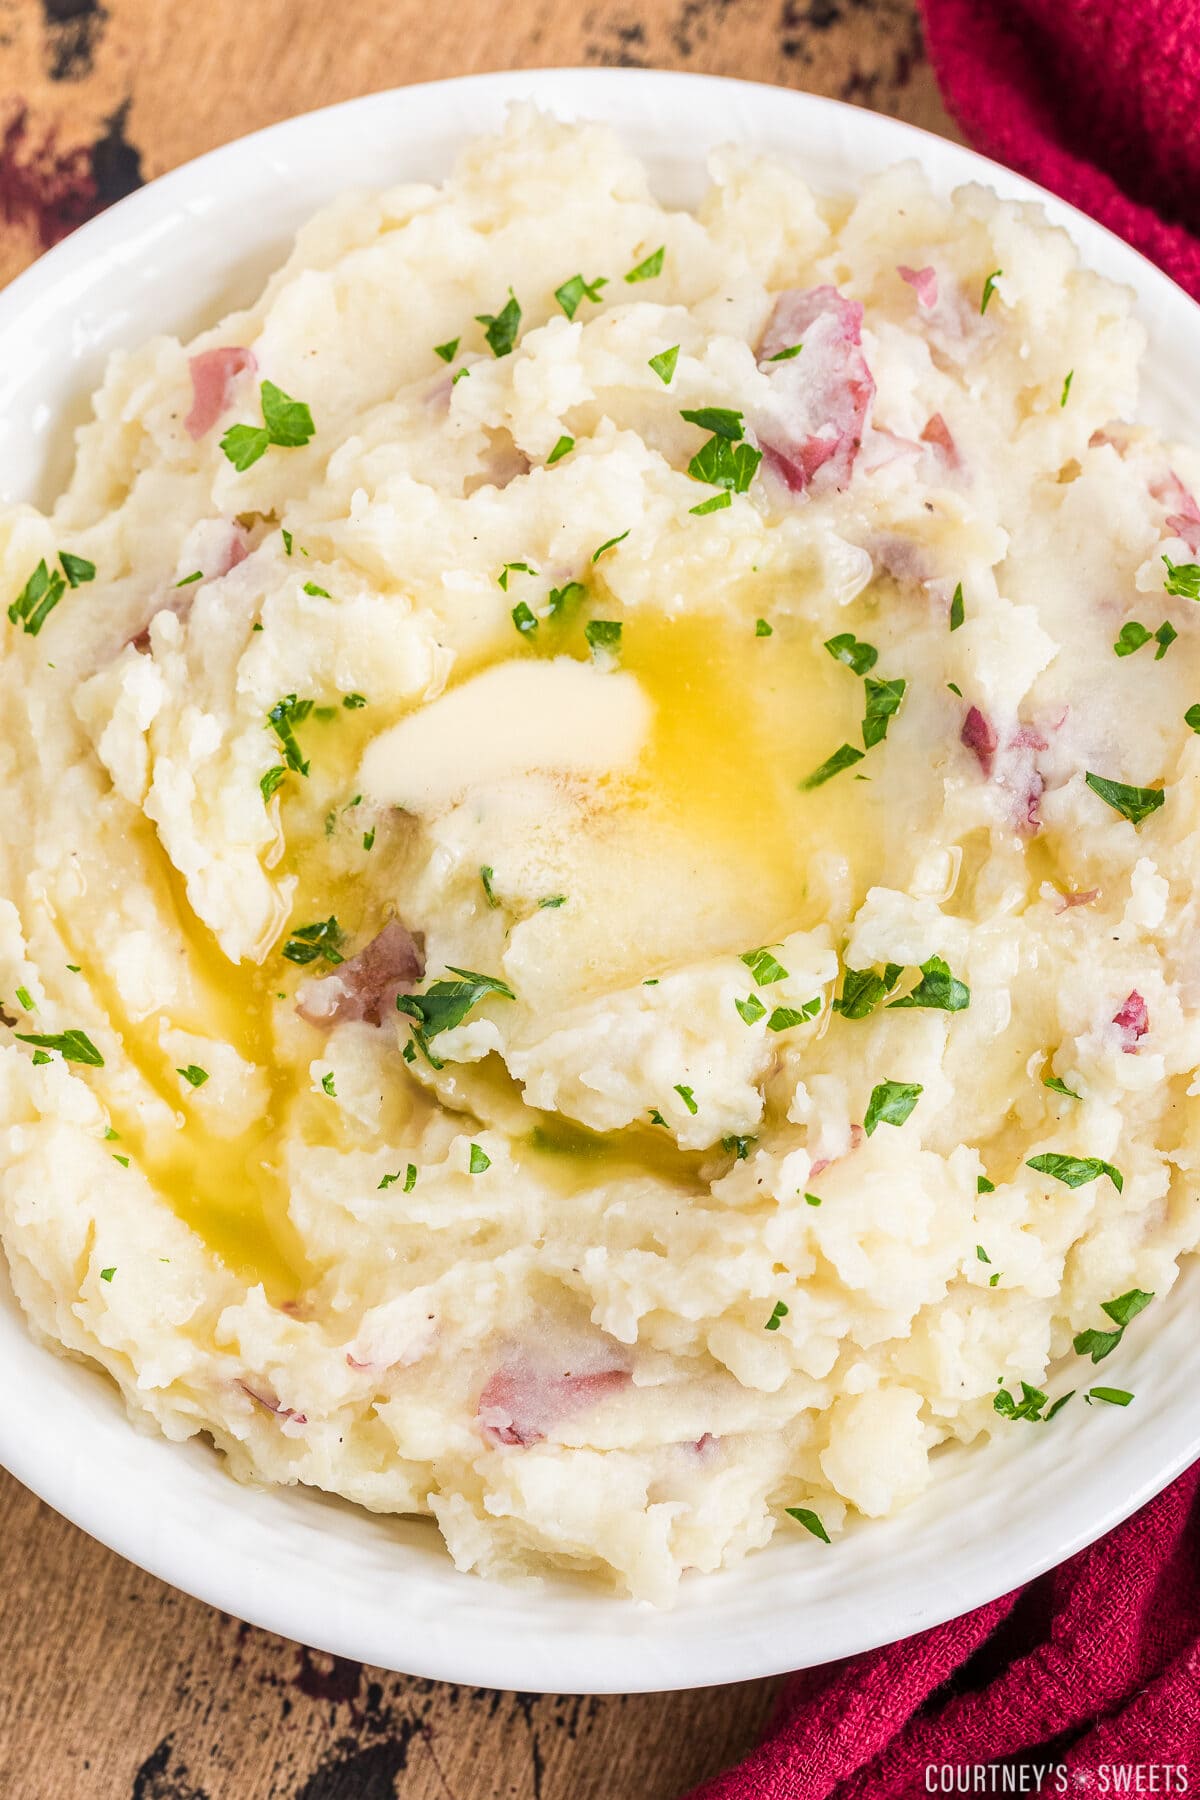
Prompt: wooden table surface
<box><xmin>0</xmin><ymin>3</ymin><xmax>957</xmax><ymax>1794</ymax></box>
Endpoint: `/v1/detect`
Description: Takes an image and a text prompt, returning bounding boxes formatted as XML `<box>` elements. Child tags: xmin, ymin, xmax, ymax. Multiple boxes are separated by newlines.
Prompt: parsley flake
<box><xmin>281</xmin><ymin>916</ymin><xmax>344</xmax><ymax>967</ymax></box>
<box><xmin>1084</xmin><ymin>772</ymin><xmax>1165</xmax><ymax>826</ymax></box>
<box><xmin>741</xmin><ymin>946</ymin><xmax>789</xmax><ymax>986</ymax></box>
<box><xmin>321</xmin><ymin>1071</ymin><xmax>337</xmax><ymax>1097</ymax></box>
<box><xmin>768</xmin><ymin>343</ymin><xmax>803</xmax><ymax>362</ymax></box>
<box><xmin>721</xmin><ymin>1134</ymin><xmax>755</xmax><ymax>1161</ymax></box>
<box><xmin>687</xmin><ymin>434</ymin><xmax>761</xmax><ymax>494</ymax></box>
<box><xmin>674</xmin><ymin>1083</ymin><xmax>698</xmax><ymax>1115</ymax></box>
<box><xmin>176</xmin><ymin>570</ymin><xmax>203</xmax><ymax>587</ymax></box>
<box><xmin>176</xmin><ymin>1064</ymin><xmax>209</xmax><ymax>1088</ymax></box>
<box><xmin>585</xmin><ymin>619</ymin><xmax>622</xmax><ymax>653</ymax></box>
<box><xmin>592</xmin><ymin>530</ymin><xmax>630</xmax><ymax>563</ymax></box>
<box><xmin>511</xmin><ymin>600</ymin><xmax>538</xmax><ymax>637</ymax></box>
<box><xmin>1087</xmin><ymin>1386</ymin><xmax>1133</xmax><ymax>1406</ymax></box>
<box><xmin>434</xmin><ymin>337</ymin><xmax>460</xmax><ymax>363</ymax></box>
<box><xmin>735</xmin><ymin>993</ymin><xmax>767</xmax><ymax>1025</ymax></box>
<box><xmin>1043</xmin><ymin>1072</ymin><xmax>1081</xmax><ymax>1100</ymax></box>
<box><xmin>1114</xmin><ymin>621</ymin><xmax>1152</xmax><ymax>657</ymax></box>
<box><xmin>469</xmin><ymin>1143</ymin><xmax>491</xmax><ymax>1174</ymax></box>
<box><xmin>1061</xmin><ymin>370</ymin><xmax>1074</xmax><ymax>407</ymax></box>
<box><xmin>480</xmin><ymin>865</ymin><xmax>499</xmax><ymax>909</ymax></box>
<box><xmin>768</xmin><ymin>1001</ymin><xmax>820</xmax><ymax>1031</ymax></box>
<box><xmin>220</xmin><ymin>381</ymin><xmax>315</xmax><ymax>470</ymax></box>
<box><xmin>625</xmin><ymin>246</ymin><xmax>665</xmax><ymax>283</ymax></box>
<box><xmin>1026</xmin><ymin>1153</ymin><xmax>1123</xmax><ymax>1193</ymax></box>
<box><xmin>824</xmin><ymin>632</ymin><xmax>878</xmax><ymax>676</ymax></box>
<box><xmin>397</xmin><ymin>968</ymin><xmax>515</xmax><ymax>1066</ymax></box>
<box><xmin>555</xmin><ymin>273</ymin><xmax>607</xmax><ymax>319</ymax></box>
<box><xmin>498</xmin><ymin>561</ymin><xmax>537</xmax><ymax>591</ymax></box>
<box><xmin>15</xmin><ymin>1027</ymin><xmax>103</xmax><ymax>1066</ymax></box>
<box><xmin>764</xmin><ymin>1300</ymin><xmax>789</xmax><ymax>1331</ymax></box>
<box><xmin>547</xmin><ymin>435</ymin><xmax>574</xmax><ymax>465</ymax></box>
<box><xmin>302</xmin><ymin>580</ymin><xmax>331</xmax><ymax>599</ymax></box>
<box><xmin>993</xmin><ymin>1380</ymin><xmax>1050</xmax><ymax>1422</ymax></box>
<box><xmin>862</xmin><ymin>675</ymin><xmax>906</xmax><ymax>748</ymax></box>
<box><xmin>680</xmin><ymin>406</ymin><xmax>744</xmax><ymax>441</ymax></box>
<box><xmin>755</xmin><ymin>618</ymin><xmax>773</xmax><ymax>637</ymax></box>
<box><xmin>476</xmin><ymin>290</ymin><xmax>522</xmax><ymax>358</ymax></box>
<box><xmin>100</xmin><ymin>1266</ymin><xmax>116</xmax><ymax>1283</ymax></box>
<box><xmin>260</xmin><ymin>765</ymin><xmax>287</xmax><ymax>803</ymax></box>
<box><xmin>1073</xmin><ymin>1287</ymin><xmax>1153</xmax><ymax>1362</ymax></box>
<box><xmin>784</xmin><ymin>1506</ymin><xmax>830</xmax><ymax>1543</ymax></box>
<box><xmin>690</xmin><ymin>492</ymin><xmax>731</xmax><ymax>516</ymax></box>
<box><xmin>977</xmin><ymin>1175</ymin><xmax>995</xmax><ymax>1194</ymax></box>
<box><xmin>833</xmin><ymin>964</ymin><xmax>903</xmax><ymax>1020</ymax></box>
<box><xmin>949</xmin><ymin>582</ymin><xmax>965</xmax><ymax>631</ymax></box>
<box><xmin>266</xmin><ymin>694</ymin><xmax>313</xmax><ymax>776</ymax></box>
<box><xmin>8</xmin><ymin>560</ymin><xmax>65</xmax><ymax>636</ymax></box>
<box><xmin>15</xmin><ymin>986</ymin><xmax>33</xmax><ymax>1011</ymax></box>
<box><xmin>863</xmin><ymin>1079</ymin><xmax>923</xmax><ymax>1137</ymax></box>
<box><xmin>980</xmin><ymin>269</ymin><xmax>1003</xmax><ymax>314</ymax></box>
<box><xmin>649</xmin><ymin>346</ymin><xmax>679</xmax><ymax>385</ymax></box>
<box><xmin>888</xmin><ymin>955</ymin><xmax>970</xmax><ymax>1013</ymax></box>
<box><xmin>1162</xmin><ymin>554</ymin><xmax>1200</xmax><ymax>600</ymax></box>
<box><xmin>1186</xmin><ymin>704</ymin><xmax>1200</xmax><ymax>733</ymax></box>
<box><xmin>1155</xmin><ymin>621</ymin><xmax>1178</xmax><ymax>658</ymax></box>
<box><xmin>800</xmin><ymin>744</ymin><xmax>865</xmax><ymax>789</ymax></box>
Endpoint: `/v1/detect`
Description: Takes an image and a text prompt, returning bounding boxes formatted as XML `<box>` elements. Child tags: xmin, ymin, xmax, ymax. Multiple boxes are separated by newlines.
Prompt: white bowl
<box><xmin>2</xmin><ymin>67</ymin><xmax>1198</xmax><ymax>1696</ymax></box>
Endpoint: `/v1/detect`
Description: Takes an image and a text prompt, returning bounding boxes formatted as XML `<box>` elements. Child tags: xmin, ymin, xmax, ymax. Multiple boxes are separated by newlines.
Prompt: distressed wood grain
<box><xmin>0</xmin><ymin>1</ymin><xmax>955</xmax><ymax>1794</ymax></box>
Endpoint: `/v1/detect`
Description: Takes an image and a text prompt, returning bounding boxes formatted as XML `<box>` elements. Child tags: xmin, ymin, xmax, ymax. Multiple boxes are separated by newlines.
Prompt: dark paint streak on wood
<box><xmin>0</xmin><ymin>105</ymin><xmax>95</xmax><ymax>245</ymax></box>
<box><xmin>294</xmin><ymin>1645</ymin><xmax>364</xmax><ymax>1706</ymax></box>
<box><xmin>91</xmin><ymin>98</ymin><xmax>144</xmax><ymax>208</ymax></box>
<box><xmin>671</xmin><ymin>0</ymin><xmax>737</xmax><ymax>57</ymax></box>
<box><xmin>292</xmin><ymin>1725</ymin><xmax>418</xmax><ymax>1800</ymax></box>
<box><xmin>42</xmin><ymin>0</ymin><xmax>108</xmax><ymax>81</ymax></box>
<box><xmin>131</xmin><ymin>1735</ymin><xmax>212</xmax><ymax>1800</ymax></box>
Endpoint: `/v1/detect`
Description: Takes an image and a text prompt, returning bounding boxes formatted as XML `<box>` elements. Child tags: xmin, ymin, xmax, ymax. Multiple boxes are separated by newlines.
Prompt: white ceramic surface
<box><xmin>2</xmin><ymin>68</ymin><xmax>1199</xmax><ymax>1696</ymax></box>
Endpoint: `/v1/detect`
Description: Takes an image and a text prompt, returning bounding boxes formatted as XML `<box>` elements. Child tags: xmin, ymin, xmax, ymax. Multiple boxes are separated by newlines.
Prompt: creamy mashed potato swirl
<box><xmin>2</xmin><ymin>108</ymin><xmax>1200</xmax><ymax>1603</ymax></box>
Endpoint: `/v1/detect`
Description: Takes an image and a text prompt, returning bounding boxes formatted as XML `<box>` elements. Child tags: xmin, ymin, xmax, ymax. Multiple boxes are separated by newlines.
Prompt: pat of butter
<box><xmin>358</xmin><ymin>656</ymin><xmax>652</xmax><ymax>814</ymax></box>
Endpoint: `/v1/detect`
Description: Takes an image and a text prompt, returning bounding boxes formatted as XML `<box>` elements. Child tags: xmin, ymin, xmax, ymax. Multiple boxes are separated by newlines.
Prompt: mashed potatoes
<box><xmin>2</xmin><ymin>107</ymin><xmax>1200</xmax><ymax>1604</ymax></box>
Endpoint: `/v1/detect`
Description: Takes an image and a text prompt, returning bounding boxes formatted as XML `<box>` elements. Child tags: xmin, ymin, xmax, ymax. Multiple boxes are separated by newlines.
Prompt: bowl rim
<box><xmin>2</xmin><ymin>63</ymin><xmax>1199</xmax><ymax>1695</ymax></box>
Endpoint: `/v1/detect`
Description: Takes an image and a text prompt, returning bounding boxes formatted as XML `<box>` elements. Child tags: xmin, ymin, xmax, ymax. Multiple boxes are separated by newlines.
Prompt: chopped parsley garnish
<box><xmin>784</xmin><ymin>1506</ymin><xmax>830</xmax><ymax>1543</ymax></box>
<box><xmin>800</xmin><ymin>744</ymin><xmax>865</xmax><ymax>789</ymax></box>
<box><xmin>8</xmin><ymin>560</ymin><xmax>65</xmax><ymax>636</ymax></box>
<box><xmin>480</xmin><ymin>865</ymin><xmax>499</xmax><ymax>908</ymax></box>
<box><xmin>947</xmin><ymin>682</ymin><xmax>962</xmax><ymax>697</ymax></box>
<box><xmin>555</xmin><ymin>273</ymin><xmax>607</xmax><ymax>319</ymax></box>
<box><xmin>59</xmin><ymin>552</ymin><xmax>95</xmax><ymax>587</ymax></box>
<box><xmin>1072</xmin><ymin>1287</ymin><xmax>1153</xmax><ymax>1363</ymax></box>
<box><xmin>976</xmin><ymin>1245</ymin><xmax>991</xmax><ymax>1264</ymax></box>
<box><xmin>476</xmin><ymin>290</ymin><xmax>522</xmax><ymax>358</ymax></box>
<box><xmin>281</xmin><ymin>916</ymin><xmax>344</xmax><ymax>967</ymax></box>
<box><xmin>980</xmin><ymin>269</ymin><xmax>1002</xmax><ymax>314</ymax></box>
<box><xmin>15</xmin><ymin>986</ymin><xmax>33</xmax><ymax>1011</ymax></box>
<box><xmin>863</xmin><ymin>1079</ymin><xmax>922</xmax><ymax>1137</ymax></box>
<box><xmin>302</xmin><ymin>580</ymin><xmax>331</xmax><ymax>599</ymax></box>
<box><xmin>220</xmin><ymin>380</ymin><xmax>315</xmax><ymax>470</ymax></box>
<box><xmin>15</xmin><ymin>1028</ymin><xmax>103</xmax><ymax>1066</ymax></box>
<box><xmin>690</xmin><ymin>493</ymin><xmax>731</xmax><ymax>515</ymax></box>
<box><xmin>592</xmin><ymin>530</ymin><xmax>630</xmax><ymax>563</ymax></box>
<box><xmin>768</xmin><ymin>1000</ymin><xmax>820</xmax><ymax>1031</ymax></box>
<box><xmin>949</xmin><ymin>582</ymin><xmax>965</xmax><ymax>631</ymax></box>
<box><xmin>31</xmin><ymin>1050</ymin><xmax>50</xmax><ymax>1065</ymax></box>
<box><xmin>1061</xmin><ymin>370</ymin><xmax>1074</xmax><ymax>407</ymax></box>
<box><xmin>1114</xmin><ymin>621</ymin><xmax>1152</xmax><ymax>657</ymax></box>
<box><xmin>1084</xmin><ymin>772</ymin><xmax>1164</xmax><ymax>826</ymax></box>
<box><xmin>548</xmin><ymin>580</ymin><xmax>587</xmax><ymax>617</ymax></box>
<box><xmin>687</xmin><ymin>434</ymin><xmax>761</xmax><ymax>494</ymax></box>
<box><xmin>768</xmin><ymin>343</ymin><xmax>803</xmax><ymax>362</ymax></box>
<box><xmin>511</xmin><ymin>600</ymin><xmax>538</xmax><ymax>637</ymax></box>
<box><xmin>100</xmin><ymin>1266</ymin><xmax>115</xmax><ymax>1282</ymax></box>
<box><xmin>452</xmin><ymin>367</ymin><xmax>470</xmax><ymax>386</ymax></box>
<box><xmin>649</xmin><ymin>346</ymin><xmax>679</xmax><ymax>385</ymax></box>
<box><xmin>342</xmin><ymin>692</ymin><xmax>367</xmax><ymax>710</ymax></box>
<box><xmin>833</xmin><ymin>964</ymin><xmax>903</xmax><ymax>1019</ymax></box>
<box><xmin>888</xmin><ymin>955</ymin><xmax>970</xmax><ymax>1013</ymax></box>
<box><xmin>674</xmin><ymin>1083</ymin><xmax>698</xmax><ymax>1115</ymax></box>
<box><xmin>993</xmin><ymin>1380</ymin><xmax>1051</xmax><ymax>1422</ymax></box>
<box><xmin>824</xmin><ymin>632</ymin><xmax>878</xmax><ymax>676</ymax></box>
<box><xmin>804</xmin><ymin>1192</ymin><xmax>822</xmax><ymax>1207</ymax></box>
<box><xmin>176</xmin><ymin>1064</ymin><xmax>209</xmax><ymax>1088</ymax></box>
<box><xmin>1086</xmin><ymin>1386</ymin><xmax>1133</xmax><ymax>1406</ymax></box>
<box><xmin>362</xmin><ymin>828</ymin><xmax>375</xmax><ymax>851</ymax></box>
<box><xmin>722</xmin><ymin>1135</ymin><xmax>755</xmax><ymax>1161</ymax></box>
<box><xmin>585</xmin><ymin>619</ymin><xmax>622</xmax><ymax>653</ymax></box>
<box><xmin>397</xmin><ymin>967</ymin><xmax>515</xmax><ymax>1066</ymax></box>
<box><xmin>862</xmin><ymin>675</ymin><xmax>906</xmax><ymax>748</ymax></box>
<box><xmin>755</xmin><ymin>619</ymin><xmax>773</xmax><ymax>637</ymax></box>
<box><xmin>741</xmin><ymin>946</ymin><xmax>789</xmax><ymax>986</ymax></box>
<box><xmin>498</xmin><ymin>561</ymin><xmax>537</xmax><ymax>590</ymax></box>
<box><xmin>176</xmin><ymin>570</ymin><xmax>203</xmax><ymax>586</ymax></box>
<box><xmin>282</xmin><ymin>529</ymin><xmax>293</xmax><ymax>555</ymax></box>
<box><xmin>1155</xmin><ymin>621</ymin><xmax>1178</xmax><ymax>658</ymax></box>
<box><xmin>266</xmin><ymin>693</ymin><xmax>313</xmax><ymax>776</ymax></box>
<box><xmin>625</xmin><ymin>246</ymin><xmax>665</xmax><ymax>283</ymax></box>
<box><xmin>977</xmin><ymin>1175</ymin><xmax>995</xmax><ymax>1194</ymax></box>
<box><xmin>434</xmin><ymin>337</ymin><xmax>460</xmax><ymax>363</ymax></box>
<box><xmin>680</xmin><ymin>406</ymin><xmax>744</xmax><ymax>440</ymax></box>
<box><xmin>469</xmin><ymin>1143</ymin><xmax>491</xmax><ymax>1174</ymax></box>
<box><xmin>321</xmin><ymin>1071</ymin><xmax>337</xmax><ymax>1096</ymax></box>
<box><xmin>735</xmin><ymin>993</ymin><xmax>767</xmax><ymax>1025</ymax></box>
<box><xmin>1187</xmin><ymin>704</ymin><xmax>1200</xmax><ymax>733</ymax></box>
<box><xmin>379</xmin><ymin>1164</ymin><xmax>418</xmax><ymax>1191</ymax></box>
<box><xmin>538</xmin><ymin>895</ymin><xmax>567</xmax><ymax>909</ymax></box>
<box><xmin>1043</xmin><ymin>1072</ymin><xmax>1081</xmax><ymax>1100</ymax></box>
<box><xmin>1162</xmin><ymin>553</ymin><xmax>1200</xmax><ymax>600</ymax></box>
<box><xmin>764</xmin><ymin>1300</ymin><xmax>789</xmax><ymax>1331</ymax></box>
<box><xmin>260</xmin><ymin>765</ymin><xmax>287</xmax><ymax>803</ymax></box>
<box><xmin>648</xmin><ymin>1109</ymin><xmax>668</xmax><ymax>1127</ymax></box>
<box><xmin>1026</xmin><ymin>1153</ymin><xmax>1123</xmax><ymax>1193</ymax></box>
<box><xmin>547</xmin><ymin>435</ymin><xmax>574</xmax><ymax>465</ymax></box>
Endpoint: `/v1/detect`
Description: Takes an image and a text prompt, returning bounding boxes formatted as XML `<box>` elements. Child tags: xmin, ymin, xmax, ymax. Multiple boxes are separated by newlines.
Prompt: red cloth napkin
<box><xmin>684</xmin><ymin>11</ymin><xmax>1200</xmax><ymax>1787</ymax></box>
<box><xmin>918</xmin><ymin>0</ymin><xmax>1200</xmax><ymax>300</ymax></box>
<box><xmin>683</xmin><ymin>1466</ymin><xmax>1200</xmax><ymax>1796</ymax></box>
